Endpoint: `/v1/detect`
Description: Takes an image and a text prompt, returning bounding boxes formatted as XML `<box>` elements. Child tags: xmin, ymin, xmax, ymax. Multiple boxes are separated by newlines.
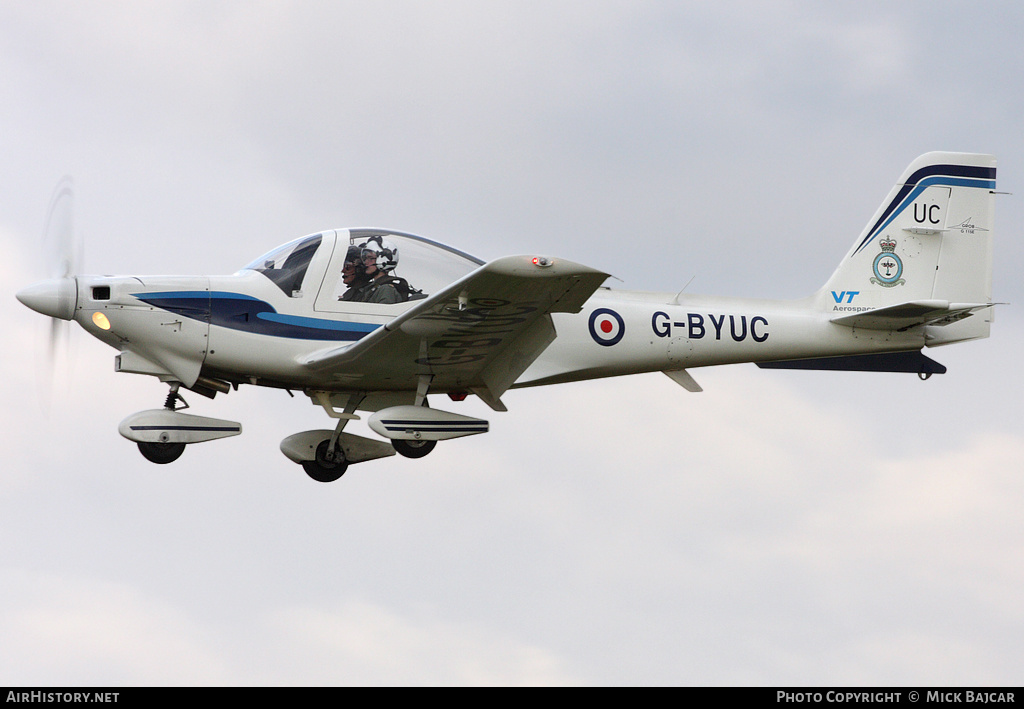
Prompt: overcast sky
<box><xmin>2</xmin><ymin>1</ymin><xmax>1022</xmax><ymax>686</ymax></box>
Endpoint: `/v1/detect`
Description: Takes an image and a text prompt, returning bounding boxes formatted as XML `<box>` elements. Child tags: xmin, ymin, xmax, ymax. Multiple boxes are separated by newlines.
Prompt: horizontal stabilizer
<box><xmin>757</xmin><ymin>350</ymin><xmax>946</xmax><ymax>375</ymax></box>
<box><xmin>830</xmin><ymin>300</ymin><xmax>991</xmax><ymax>331</ymax></box>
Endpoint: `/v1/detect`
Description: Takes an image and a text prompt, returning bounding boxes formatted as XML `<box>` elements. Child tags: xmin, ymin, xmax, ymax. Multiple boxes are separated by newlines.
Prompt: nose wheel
<box><xmin>137</xmin><ymin>441</ymin><xmax>186</xmax><ymax>464</ymax></box>
<box><xmin>302</xmin><ymin>439</ymin><xmax>349</xmax><ymax>482</ymax></box>
<box><xmin>136</xmin><ymin>386</ymin><xmax>190</xmax><ymax>464</ymax></box>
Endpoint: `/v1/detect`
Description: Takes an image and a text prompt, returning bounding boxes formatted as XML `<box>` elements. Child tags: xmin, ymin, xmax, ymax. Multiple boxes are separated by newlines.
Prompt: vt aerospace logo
<box><xmin>589</xmin><ymin>308</ymin><xmax>625</xmax><ymax>346</ymax></box>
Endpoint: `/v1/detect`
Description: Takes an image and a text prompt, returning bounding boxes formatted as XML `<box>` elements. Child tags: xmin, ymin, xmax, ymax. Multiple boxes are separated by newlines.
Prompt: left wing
<box><xmin>300</xmin><ymin>256</ymin><xmax>609</xmax><ymax>405</ymax></box>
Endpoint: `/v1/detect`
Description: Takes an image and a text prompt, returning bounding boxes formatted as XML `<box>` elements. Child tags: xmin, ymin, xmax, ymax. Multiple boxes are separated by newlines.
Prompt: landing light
<box><xmin>92</xmin><ymin>311</ymin><xmax>111</xmax><ymax>330</ymax></box>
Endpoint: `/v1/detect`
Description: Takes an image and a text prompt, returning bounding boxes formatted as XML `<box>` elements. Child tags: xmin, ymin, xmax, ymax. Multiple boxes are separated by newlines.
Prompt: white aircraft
<box><xmin>17</xmin><ymin>152</ymin><xmax>998</xmax><ymax>482</ymax></box>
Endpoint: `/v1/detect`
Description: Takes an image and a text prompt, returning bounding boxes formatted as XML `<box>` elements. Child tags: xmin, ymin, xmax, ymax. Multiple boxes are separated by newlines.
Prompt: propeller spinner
<box><xmin>17</xmin><ymin>177</ymin><xmax>82</xmax><ymax>405</ymax></box>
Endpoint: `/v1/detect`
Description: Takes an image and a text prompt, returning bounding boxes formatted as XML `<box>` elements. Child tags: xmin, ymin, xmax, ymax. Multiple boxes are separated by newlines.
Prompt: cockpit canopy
<box><xmin>243</xmin><ymin>233</ymin><xmax>324</xmax><ymax>296</ymax></box>
<box><xmin>241</xmin><ymin>229</ymin><xmax>485</xmax><ymax>304</ymax></box>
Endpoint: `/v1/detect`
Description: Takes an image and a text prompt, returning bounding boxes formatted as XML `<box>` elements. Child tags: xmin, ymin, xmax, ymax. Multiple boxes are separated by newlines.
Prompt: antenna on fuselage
<box><xmin>671</xmin><ymin>275</ymin><xmax>696</xmax><ymax>305</ymax></box>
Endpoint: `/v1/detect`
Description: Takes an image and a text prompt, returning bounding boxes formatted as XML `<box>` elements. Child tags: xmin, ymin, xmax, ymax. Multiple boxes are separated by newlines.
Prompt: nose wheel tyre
<box><xmin>392</xmin><ymin>438</ymin><xmax>437</xmax><ymax>459</ymax></box>
<box><xmin>302</xmin><ymin>439</ymin><xmax>349</xmax><ymax>482</ymax></box>
<box><xmin>138</xmin><ymin>441</ymin><xmax>186</xmax><ymax>464</ymax></box>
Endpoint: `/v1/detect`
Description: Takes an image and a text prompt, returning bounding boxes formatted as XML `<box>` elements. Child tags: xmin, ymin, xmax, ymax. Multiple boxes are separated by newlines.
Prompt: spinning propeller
<box><xmin>17</xmin><ymin>177</ymin><xmax>83</xmax><ymax>405</ymax></box>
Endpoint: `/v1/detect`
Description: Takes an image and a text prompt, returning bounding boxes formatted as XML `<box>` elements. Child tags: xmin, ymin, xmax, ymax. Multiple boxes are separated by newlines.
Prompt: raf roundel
<box><xmin>588</xmin><ymin>308</ymin><xmax>625</xmax><ymax>346</ymax></box>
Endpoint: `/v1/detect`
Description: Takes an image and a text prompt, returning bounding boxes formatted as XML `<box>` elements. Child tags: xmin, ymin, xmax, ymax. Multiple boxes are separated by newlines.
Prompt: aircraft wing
<box><xmin>829</xmin><ymin>300</ymin><xmax>993</xmax><ymax>330</ymax></box>
<box><xmin>300</xmin><ymin>255</ymin><xmax>609</xmax><ymax>406</ymax></box>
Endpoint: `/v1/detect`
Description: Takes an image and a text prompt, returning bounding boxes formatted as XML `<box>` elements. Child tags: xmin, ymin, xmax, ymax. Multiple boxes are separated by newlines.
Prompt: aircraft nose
<box><xmin>16</xmin><ymin>277</ymin><xmax>77</xmax><ymax>320</ymax></box>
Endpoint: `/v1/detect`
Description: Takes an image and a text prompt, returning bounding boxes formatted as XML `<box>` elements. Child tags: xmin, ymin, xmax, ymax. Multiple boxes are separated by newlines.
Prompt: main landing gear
<box><xmin>392</xmin><ymin>438</ymin><xmax>437</xmax><ymax>459</ymax></box>
<box><xmin>282</xmin><ymin>381</ymin><xmax>490</xmax><ymax>483</ymax></box>
<box><xmin>302</xmin><ymin>439</ymin><xmax>349</xmax><ymax>482</ymax></box>
<box><xmin>284</xmin><ymin>388</ymin><xmax>450</xmax><ymax>483</ymax></box>
<box><xmin>294</xmin><ymin>421</ymin><xmax>438</xmax><ymax>482</ymax></box>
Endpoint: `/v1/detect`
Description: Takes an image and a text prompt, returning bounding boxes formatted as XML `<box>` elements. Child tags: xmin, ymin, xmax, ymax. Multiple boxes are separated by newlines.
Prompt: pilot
<box><xmin>349</xmin><ymin>236</ymin><xmax>404</xmax><ymax>304</ymax></box>
<box><xmin>338</xmin><ymin>245</ymin><xmax>370</xmax><ymax>301</ymax></box>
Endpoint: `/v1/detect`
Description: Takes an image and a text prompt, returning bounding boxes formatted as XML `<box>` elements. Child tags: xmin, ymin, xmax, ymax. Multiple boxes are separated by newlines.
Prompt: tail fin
<box><xmin>819</xmin><ymin>152</ymin><xmax>996</xmax><ymax>344</ymax></box>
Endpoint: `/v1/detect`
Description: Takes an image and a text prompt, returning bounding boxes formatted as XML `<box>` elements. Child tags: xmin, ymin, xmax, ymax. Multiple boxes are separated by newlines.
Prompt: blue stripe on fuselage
<box><xmin>131</xmin><ymin>291</ymin><xmax>380</xmax><ymax>341</ymax></box>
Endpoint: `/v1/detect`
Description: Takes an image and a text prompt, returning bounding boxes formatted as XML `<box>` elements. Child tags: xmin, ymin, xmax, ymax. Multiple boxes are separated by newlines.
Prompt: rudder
<box><xmin>819</xmin><ymin>152</ymin><xmax>996</xmax><ymax>343</ymax></box>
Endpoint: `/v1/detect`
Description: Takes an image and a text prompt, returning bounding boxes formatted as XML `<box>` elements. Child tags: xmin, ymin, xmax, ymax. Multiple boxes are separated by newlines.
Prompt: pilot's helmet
<box><xmin>343</xmin><ymin>245</ymin><xmax>363</xmax><ymax>268</ymax></box>
<box><xmin>360</xmin><ymin>236</ymin><xmax>398</xmax><ymax>273</ymax></box>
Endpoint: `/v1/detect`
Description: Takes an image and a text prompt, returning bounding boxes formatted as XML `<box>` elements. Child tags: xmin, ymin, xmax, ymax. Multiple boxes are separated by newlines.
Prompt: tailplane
<box><xmin>818</xmin><ymin>152</ymin><xmax>997</xmax><ymax>345</ymax></box>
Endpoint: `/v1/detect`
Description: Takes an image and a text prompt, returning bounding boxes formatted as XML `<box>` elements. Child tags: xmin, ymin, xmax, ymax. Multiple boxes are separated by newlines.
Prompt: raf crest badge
<box><xmin>871</xmin><ymin>237</ymin><xmax>905</xmax><ymax>288</ymax></box>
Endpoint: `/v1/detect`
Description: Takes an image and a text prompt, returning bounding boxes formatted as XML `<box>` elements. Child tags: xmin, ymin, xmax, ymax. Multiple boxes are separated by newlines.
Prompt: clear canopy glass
<box><xmin>344</xmin><ymin>229</ymin><xmax>484</xmax><ymax>299</ymax></box>
<box><xmin>241</xmin><ymin>233</ymin><xmax>323</xmax><ymax>296</ymax></box>
<box><xmin>241</xmin><ymin>230</ymin><xmax>485</xmax><ymax>302</ymax></box>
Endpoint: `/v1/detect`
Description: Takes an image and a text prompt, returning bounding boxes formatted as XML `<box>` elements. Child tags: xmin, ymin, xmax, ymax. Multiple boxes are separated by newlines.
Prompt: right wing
<box><xmin>300</xmin><ymin>256</ymin><xmax>610</xmax><ymax>405</ymax></box>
